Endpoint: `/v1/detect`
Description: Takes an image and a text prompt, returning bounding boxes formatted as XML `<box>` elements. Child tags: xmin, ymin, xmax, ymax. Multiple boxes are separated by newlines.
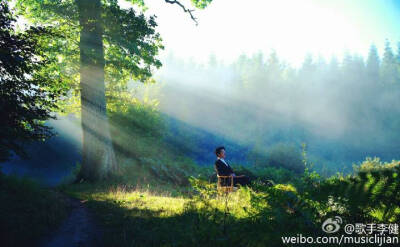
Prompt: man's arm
<box><xmin>226</xmin><ymin>163</ymin><xmax>235</xmax><ymax>176</ymax></box>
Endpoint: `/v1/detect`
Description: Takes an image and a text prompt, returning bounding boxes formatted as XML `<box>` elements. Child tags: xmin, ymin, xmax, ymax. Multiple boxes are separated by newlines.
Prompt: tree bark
<box><xmin>76</xmin><ymin>0</ymin><xmax>117</xmax><ymax>181</ymax></box>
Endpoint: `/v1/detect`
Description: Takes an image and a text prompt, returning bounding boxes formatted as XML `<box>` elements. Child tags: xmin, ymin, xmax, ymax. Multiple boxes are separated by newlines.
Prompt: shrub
<box><xmin>251</xmin><ymin>143</ymin><xmax>305</xmax><ymax>173</ymax></box>
<box><xmin>353</xmin><ymin>157</ymin><xmax>400</xmax><ymax>173</ymax></box>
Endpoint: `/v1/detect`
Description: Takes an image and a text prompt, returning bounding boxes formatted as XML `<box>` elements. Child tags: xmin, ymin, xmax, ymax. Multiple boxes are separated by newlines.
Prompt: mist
<box><xmin>1</xmin><ymin>114</ymin><xmax>82</xmax><ymax>186</ymax></box>
<box><xmin>132</xmin><ymin>42</ymin><xmax>400</xmax><ymax>175</ymax></box>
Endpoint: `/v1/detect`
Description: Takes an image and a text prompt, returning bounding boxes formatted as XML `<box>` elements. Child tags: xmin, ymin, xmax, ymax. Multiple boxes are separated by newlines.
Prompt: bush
<box><xmin>251</xmin><ymin>143</ymin><xmax>305</xmax><ymax>173</ymax></box>
<box><xmin>252</xmin><ymin>165</ymin><xmax>298</xmax><ymax>184</ymax></box>
<box><xmin>353</xmin><ymin>157</ymin><xmax>400</xmax><ymax>173</ymax></box>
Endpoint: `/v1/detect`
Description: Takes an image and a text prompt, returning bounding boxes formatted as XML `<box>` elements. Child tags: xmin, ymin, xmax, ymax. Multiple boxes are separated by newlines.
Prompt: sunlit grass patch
<box><xmin>61</xmin><ymin>179</ymin><xmax>277</xmax><ymax>246</ymax></box>
<box><xmin>95</xmin><ymin>186</ymin><xmax>188</xmax><ymax>217</ymax></box>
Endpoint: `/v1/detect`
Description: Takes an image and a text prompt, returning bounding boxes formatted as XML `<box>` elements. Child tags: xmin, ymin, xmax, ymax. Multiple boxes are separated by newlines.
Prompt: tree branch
<box><xmin>164</xmin><ymin>0</ymin><xmax>198</xmax><ymax>25</ymax></box>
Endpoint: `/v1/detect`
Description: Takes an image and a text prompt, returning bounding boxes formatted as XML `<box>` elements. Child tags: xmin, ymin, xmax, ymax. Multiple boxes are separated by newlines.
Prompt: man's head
<box><xmin>215</xmin><ymin>146</ymin><xmax>225</xmax><ymax>159</ymax></box>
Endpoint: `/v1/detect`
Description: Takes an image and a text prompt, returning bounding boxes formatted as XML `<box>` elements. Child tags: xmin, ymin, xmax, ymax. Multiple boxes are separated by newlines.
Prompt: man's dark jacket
<box><xmin>215</xmin><ymin>159</ymin><xmax>252</xmax><ymax>187</ymax></box>
<box><xmin>214</xmin><ymin>159</ymin><xmax>234</xmax><ymax>176</ymax></box>
<box><xmin>215</xmin><ymin>159</ymin><xmax>235</xmax><ymax>186</ymax></box>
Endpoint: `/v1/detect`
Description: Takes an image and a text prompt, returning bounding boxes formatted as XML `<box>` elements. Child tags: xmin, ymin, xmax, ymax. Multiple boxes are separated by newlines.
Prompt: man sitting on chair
<box><xmin>214</xmin><ymin>146</ymin><xmax>251</xmax><ymax>187</ymax></box>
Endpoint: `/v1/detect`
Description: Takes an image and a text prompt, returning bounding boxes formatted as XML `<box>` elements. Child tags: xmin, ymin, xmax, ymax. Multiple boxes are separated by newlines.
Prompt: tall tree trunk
<box><xmin>77</xmin><ymin>0</ymin><xmax>117</xmax><ymax>181</ymax></box>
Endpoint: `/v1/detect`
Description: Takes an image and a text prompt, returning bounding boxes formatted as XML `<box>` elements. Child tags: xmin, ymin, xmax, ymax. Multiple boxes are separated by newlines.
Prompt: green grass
<box><xmin>3</xmin><ymin>156</ymin><xmax>400</xmax><ymax>246</ymax></box>
<box><xmin>60</xmin><ymin>170</ymin><xmax>317</xmax><ymax>247</ymax></box>
<box><xmin>58</xmin><ymin>158</ymin><xmax>400</xmax><ymax>247</ymax></box>
<box><xmin>0</xmin><ymin>173</ymin><xmax>69</xmax><ymax>247</ymax></box>
<box><xmin>62</xmin><ymin>185</ymin><xmax>250</xmax><ymax>246</ymax></box>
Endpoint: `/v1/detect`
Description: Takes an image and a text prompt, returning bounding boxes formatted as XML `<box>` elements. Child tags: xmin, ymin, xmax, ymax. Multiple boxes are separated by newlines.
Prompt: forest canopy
<box><xmin>0</xmin><ymin>2</ymin><xmax>64</xmax><ymax>162</ymax></box>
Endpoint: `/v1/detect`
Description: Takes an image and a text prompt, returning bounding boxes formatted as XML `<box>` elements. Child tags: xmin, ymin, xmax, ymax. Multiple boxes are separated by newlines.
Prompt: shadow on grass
<box><xmin>83</xmin><ymin>196</ymin><xmax>318</xmax><ymax>247</ymax></box>
<box><xmin>0</xmin><ymin>174</ymin><xmax>69</xmax><ymax>247</ymax></box>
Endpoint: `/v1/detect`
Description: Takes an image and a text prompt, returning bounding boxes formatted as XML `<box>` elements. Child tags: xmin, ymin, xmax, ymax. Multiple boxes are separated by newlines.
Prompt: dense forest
<box><xmin>138</xmin><ymin>42</ymin><xmax>400</xmax><ymax>175</ymax></box>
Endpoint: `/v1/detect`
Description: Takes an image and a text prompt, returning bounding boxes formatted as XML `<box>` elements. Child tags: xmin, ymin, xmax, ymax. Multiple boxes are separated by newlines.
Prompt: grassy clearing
<box><xmin>59</xmin><ymin>158</ymin><xmax>400</xmax><ymax>247</ymax></box>
<box><xmin>3</xmin><ymin>157</ymin><xmax>400</xmax><ymax>246</ymax></box>
<box><xmin>61</xmin><ymin>173</ymin><xmax>314</xmax><ymax>247</ymax></box>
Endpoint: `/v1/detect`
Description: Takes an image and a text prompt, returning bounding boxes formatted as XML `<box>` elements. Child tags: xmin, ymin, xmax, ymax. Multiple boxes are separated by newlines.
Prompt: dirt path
<box><xmin>41</xmin><ymin>197</ymin><xmax>103</xmax><ymax>247</ymax></box>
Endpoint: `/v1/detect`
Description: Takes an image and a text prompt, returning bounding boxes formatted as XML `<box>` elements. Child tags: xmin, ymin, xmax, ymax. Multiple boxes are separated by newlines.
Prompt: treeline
<box><xmin>142</xmin><ymin>40</ymin><xmax>400</xmax><ymax>175</ymax></box>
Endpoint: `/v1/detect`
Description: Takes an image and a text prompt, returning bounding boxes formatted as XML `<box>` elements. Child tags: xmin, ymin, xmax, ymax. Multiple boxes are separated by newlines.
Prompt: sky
<box><xmin>125</xmin><ymin>0</ymin><xmax>400</xmax><ymax>68</ymax></box>
<box><xmin>13</xmin><ymin>0</ymin><xmax>400</xmax><ymax>67</ymax></box>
